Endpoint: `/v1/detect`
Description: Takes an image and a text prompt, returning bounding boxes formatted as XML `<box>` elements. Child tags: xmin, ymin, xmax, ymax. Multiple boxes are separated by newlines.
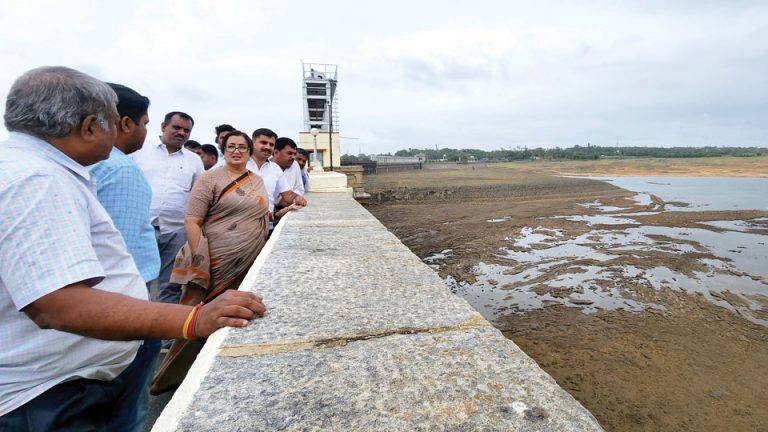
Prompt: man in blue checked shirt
<box><xmin>0</xmin><ymin>66</ymin><xmax>267</xmax><ymax>432</ymax></box>
<box><xmin>89</xmin><ymin>83</ymin><xmax>160</xmax><ymax>432</ymax></box>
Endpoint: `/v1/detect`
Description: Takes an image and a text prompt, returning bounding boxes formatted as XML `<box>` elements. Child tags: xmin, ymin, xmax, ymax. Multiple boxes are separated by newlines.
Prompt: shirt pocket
<box><xmin>174</xmin><ymin>165</ymin><xmax>195</xmax><ymax>192</ymax></box>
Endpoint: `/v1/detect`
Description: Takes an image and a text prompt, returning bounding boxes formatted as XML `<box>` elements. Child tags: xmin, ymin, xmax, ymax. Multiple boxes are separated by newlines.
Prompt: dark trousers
<box><xmin>155</xmin><ymin>227</ymin><xmax>186</xmax><ymax>304</ymax></box>
<box><xmin>108</xmin><ymin>339</ymin><xmax>161</xmax><ymax>432</ymax></box>
<box><xmin>0</xmin><ymin>378</ymin><xmax>124</xmax><ymax>432</ymax></box>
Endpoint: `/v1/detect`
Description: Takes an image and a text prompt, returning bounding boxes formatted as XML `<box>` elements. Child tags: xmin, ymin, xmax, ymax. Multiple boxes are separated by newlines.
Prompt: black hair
<box><xmin>275</xmin><ymin>137</ymin><xmax>297</xmax><ymax>151</ymax></box>
<box><xmin>106</xmin><ymin>83</ymin><xmax>149</xmax><ymax>123</ymax></box>
<box><xmin>164</xmin><ymin>111</ymin><xmax>194</xmax><ymax>126</ymax></box>
<box><xmin>251</xmin><ymin>127</ymin><xmax>277</xmax><ymax>140</ymax></box>
<box><xmin>296</xmin><ymin>148</ymin><xmax>309</xmax><ymax>157</ymax></box>
<box><xmin>215</xmin><ymin>124</ymin><xmax>235</xmax><ymax>136</ymax></box>
<box><xmin>201</xmin><ymin>144</ymin><xmax>219</xmax><ymax>159</ymax></box>
<box><xmin>220</xmin><ymin>131</ymin><xmax>254</xmax><ymax>156</ymax></box>
<box><xmin>184</xmin><ymin>139</ymin><xmax>201</xmax><ymax>149</ymax></box>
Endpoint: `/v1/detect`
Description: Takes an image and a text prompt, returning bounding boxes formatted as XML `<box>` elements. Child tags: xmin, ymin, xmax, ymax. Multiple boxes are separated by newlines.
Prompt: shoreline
<box><xmin>559</xmin><ymin>173</ymin><xmax>768</xmax><ymax>179</ymax></box>
<box><xmin>491</xmin><ymin>155</ymin><xmax>768</xmax><ymax>178</ymax></box>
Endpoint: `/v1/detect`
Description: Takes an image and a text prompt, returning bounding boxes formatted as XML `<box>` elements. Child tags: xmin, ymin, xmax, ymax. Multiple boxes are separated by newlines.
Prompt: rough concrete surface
<box><xmin>152</xmin><ymin>192</ymin><xmax>602</xmax><ymax>431</ymax></box>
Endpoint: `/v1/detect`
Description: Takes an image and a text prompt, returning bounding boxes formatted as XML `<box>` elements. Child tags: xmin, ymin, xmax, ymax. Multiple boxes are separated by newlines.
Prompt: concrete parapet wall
<box><xmin>375</xmin><ymin>163</ymin><xmax>422</xmax><ymax>174</ymax></box>
<box><xmin>306</xmin><ymin>171</ymin><xmax>350</xmax><ymax>194</ymax></box>
<box><xmin>334</xmin><ymin>165</ymin><xmax>364</xmax><ymax>191</ymax></box>
<box><xmin>152</xmin><ymin>192</ymin><xmax>602</xmax><ymax>431</ymax></box>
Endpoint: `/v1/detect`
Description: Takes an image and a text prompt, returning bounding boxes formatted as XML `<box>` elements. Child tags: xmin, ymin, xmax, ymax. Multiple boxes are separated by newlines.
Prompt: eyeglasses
<box><xmin>225</xmin><ymin>145</ymin><xmax>248</xmax><ymax>153</ymax></box>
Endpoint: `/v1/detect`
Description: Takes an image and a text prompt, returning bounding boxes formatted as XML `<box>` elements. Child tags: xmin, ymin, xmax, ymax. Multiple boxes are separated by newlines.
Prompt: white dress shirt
<box><xmin>246</xmin><ymin>158</ymin><xmax>291</xmax><ymax>212</ymax></box>
<box><xmin>213</xmin><ymin>148</ymin><xmax>225</xmax><ymax>169</ymax></box>
<box><xmin>131</xmin><ymin>136</ymin><xmax>204</xmax><ymax>234</ymax></box>
<box><xmin>277</xmin><ymin>159</ymin><xmax>305</xmax><ymax>196</ymax></box>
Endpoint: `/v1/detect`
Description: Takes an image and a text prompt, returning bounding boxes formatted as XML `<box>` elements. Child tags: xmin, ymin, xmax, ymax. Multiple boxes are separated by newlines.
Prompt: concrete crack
<box><xmin>218</xmin><ymin>312</ymin><xmax>491</xmax><ymax>358</ymax></box>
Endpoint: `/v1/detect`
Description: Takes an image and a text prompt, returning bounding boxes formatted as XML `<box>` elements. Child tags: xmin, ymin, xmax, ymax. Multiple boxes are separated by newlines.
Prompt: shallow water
<box><xmin>423</xmin><ymin>249</ymin><xmax>453</xmax><ymax>270</ymax></box>
<box><xmin>590</xmin><ymin>177</ymin><xmax>768</xmax><ymax>211</ymax></box>
<box><xmin>427</xmin><ymin>181</ymin><xmax>768</xmax><ymax>326</ymax></box>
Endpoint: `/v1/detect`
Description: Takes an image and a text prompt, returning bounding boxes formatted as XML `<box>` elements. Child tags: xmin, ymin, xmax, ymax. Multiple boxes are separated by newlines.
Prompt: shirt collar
<box><xmin>154</xmin><ymin>136</ymin><xmax>169</xmax><ymax>151</ymax></box>
<box><xmin>110</xmin><ymin>146</ymin><xmax>126</xmax><ymax>158</ymax></box>
<box><xmin>267</xmin><ymin>157</ymin><xmax>289</xmax><ymax>171</ymax></box>
<box><xmin>9</xmin><ymin>132</ymin><xmax>93</xmax><ymax>182</ymax></box>
<box><xmin>155</xmin><ymin>136</ymin><xmax>185</xmax><ymax>156</ymax></box>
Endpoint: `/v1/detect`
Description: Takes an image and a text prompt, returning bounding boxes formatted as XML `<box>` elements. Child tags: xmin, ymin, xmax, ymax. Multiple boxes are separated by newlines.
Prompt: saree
<box><xmin>151</xmin><ymin>167</ymin><xmax>269</xmax><ymax>394</ymax></box>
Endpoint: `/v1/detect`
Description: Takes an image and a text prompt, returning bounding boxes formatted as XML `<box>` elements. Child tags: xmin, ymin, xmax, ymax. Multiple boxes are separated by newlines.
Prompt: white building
<box><xmin>300</xmin><ymin>62</ymin><xmax>341</xmax><ymax>169</ymax></box>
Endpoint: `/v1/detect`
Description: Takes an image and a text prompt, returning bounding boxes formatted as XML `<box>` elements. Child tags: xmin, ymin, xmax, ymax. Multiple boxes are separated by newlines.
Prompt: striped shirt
<box><xmin>90</xmin><ymin>147</ymin><xmax>160</xmax><ymax>283</ymax></box>
<box><xmin>0</xmin><ymin>133</ymin><xmax>146</xmax><ymax>415</ymax></box>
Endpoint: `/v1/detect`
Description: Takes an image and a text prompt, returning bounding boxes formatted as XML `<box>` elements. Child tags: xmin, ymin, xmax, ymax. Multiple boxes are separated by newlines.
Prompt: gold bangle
<box><xmin>182</xmin><ymin>308</ymin><xmax>195</xmax><ymax>340</ymax></box>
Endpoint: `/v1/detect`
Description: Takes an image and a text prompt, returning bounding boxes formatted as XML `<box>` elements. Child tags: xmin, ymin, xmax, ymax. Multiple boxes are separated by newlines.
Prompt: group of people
<box><xmin>0</xmin><ymin>66</ymin><xmax>310</xmax><ymax>431</ymax></box>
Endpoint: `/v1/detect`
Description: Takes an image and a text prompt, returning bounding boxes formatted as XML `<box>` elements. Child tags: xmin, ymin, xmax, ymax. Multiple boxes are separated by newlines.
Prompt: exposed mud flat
<box><xmin>365</xmin><ymin>167</ymin><xmax>768</xmax><ymax>432</ymax></box>
<box><xmin>498</xmin><ymin>156</ymin><xmax>768</xmax><ymax>178</ymax></box>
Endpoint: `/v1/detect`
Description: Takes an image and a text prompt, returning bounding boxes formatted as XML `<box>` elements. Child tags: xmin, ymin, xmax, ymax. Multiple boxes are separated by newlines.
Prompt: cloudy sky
<box><xmin>1</xmin><ymin>0</ymin><xmax>767</xmax><ymax>154</ymax></box>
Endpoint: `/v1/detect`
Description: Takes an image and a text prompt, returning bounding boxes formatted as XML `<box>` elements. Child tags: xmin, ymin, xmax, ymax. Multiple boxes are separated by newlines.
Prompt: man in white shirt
<box><xmin>246</xmin><ymin>129</ymin><xmax>307</xmax><ymax>223</ymax></box>
<box><xmin>131</xmin><ymin>112</ymin><xmax>204</xmax><ymax>304</ymax></box>
<box><xmin>211</xmin><ymin>124</ymin><xmax>234</xmax><ymax>169</ymax></box>
<box><xmin>272</xmin><ymin>137</ymin><xmax>306</xmax><ymax>198</ymax></box>
<box><xmin>215</xmin><ymin>124</ymin><xmax>235</xmax><ymax>146</ymax></box>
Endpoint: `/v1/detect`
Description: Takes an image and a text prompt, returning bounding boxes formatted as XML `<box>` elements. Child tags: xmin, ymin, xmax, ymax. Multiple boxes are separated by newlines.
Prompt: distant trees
<box><xmin>340</xmin><ymin>153</ymin><xmax>371</xmax><ymax>162</ymax></box>
<box><xmin>374</xmin><ymin>146</ymin><xmax>767</xmax><ymax>162</ymax></box>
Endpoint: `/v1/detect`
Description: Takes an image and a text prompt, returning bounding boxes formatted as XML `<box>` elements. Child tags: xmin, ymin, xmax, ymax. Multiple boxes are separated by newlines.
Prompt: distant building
<box><xmin>374</xmin><ymin>155</ymin><xmax>421</xmax><ymax>164</ymax></box>
<box><xmin>299</xmin><ymin>62</ymin><xmax>341</xmax><ymax>169</ymax></box>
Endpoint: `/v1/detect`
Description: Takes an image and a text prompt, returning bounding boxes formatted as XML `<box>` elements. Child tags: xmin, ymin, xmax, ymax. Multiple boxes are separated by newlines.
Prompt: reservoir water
<box><xmin>590</xmin><ymin>177</ymin><xmax>768</xmax><ymax>211</ymax></box>
<box><xmin>430</xmin><ymin>177</ymin><xmax>768</xmax><ymax>327</ymax></box>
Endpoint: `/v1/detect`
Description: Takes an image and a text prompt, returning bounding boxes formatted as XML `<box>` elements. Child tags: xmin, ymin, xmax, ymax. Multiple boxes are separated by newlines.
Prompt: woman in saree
<box><xmin>177</xmin><ymin>130</ymin><xmax>269</xmax><ymax>299</ymax></box>
<box><xmin>151</xmin><ymin>131</ymin><xmax>269</xmax><ymax>393</ymax></box>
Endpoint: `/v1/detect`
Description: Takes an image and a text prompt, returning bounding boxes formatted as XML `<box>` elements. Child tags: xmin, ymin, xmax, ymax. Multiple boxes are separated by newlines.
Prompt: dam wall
<box><xmin>152</xmin><ymin>191</ymin><xmax>602</xmax><ymax>431</ymax></box>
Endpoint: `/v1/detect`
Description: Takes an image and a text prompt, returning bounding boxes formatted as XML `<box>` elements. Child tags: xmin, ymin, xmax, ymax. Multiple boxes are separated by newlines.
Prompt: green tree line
<box><xmin>343</xmin><ymin>145</ymin><xmax>767</xmax><ymax>162</ymax></box>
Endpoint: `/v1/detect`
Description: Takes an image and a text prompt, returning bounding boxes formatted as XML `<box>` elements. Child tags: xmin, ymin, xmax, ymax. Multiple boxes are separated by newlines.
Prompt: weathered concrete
<box><xmin>335</xmin><ymin>165</ymin><xmax>364</xmax><ymax>189</ymax></box>
<box><xmin>152</xmin><ymin>192</ymin><xmax>602</xmax><ymax>431</ymax></box>
<box><xmin>306</xmin><ymin>171</ymin><xmax>349</xmax><ymax>193</ymax></box>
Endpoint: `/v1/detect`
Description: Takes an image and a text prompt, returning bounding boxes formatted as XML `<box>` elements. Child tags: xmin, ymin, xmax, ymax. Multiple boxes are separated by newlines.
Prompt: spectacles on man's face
<box><xmin>226</xmin><ymin>145</ymin><xmax>248</xmax><ymax>153</ymax></box>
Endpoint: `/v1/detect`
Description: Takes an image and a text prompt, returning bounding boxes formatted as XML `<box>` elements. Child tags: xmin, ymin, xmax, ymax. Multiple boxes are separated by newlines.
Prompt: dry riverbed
<box><xmin>365</xmin><ymin>165</ymin><xmax>768</xmax><ymax>432</ymax></box>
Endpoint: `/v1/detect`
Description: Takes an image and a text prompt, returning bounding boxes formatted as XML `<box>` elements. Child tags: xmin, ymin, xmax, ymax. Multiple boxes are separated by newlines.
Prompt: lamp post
<box><xmin>309</xmin><ymin>127</ymin><xmax>324</xmax><ymax>172</ymax></box>
<box><xmin>328</xmin><ymin>79</ymin><xmax>336</xmax><ymax>171</ymax></box>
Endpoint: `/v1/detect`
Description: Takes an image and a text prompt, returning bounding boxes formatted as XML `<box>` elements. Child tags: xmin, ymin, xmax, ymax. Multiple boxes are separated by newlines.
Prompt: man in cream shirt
<box><xmin>132</xmin><ymin>111</ymin><xmax>204</xmax><ymax>304</ymax></box>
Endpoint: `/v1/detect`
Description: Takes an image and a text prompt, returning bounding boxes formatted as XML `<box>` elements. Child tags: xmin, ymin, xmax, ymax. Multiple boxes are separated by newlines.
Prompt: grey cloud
<box><xmin>385</xmin><ymin>54</ymin><xmax>508</xmax><ymax>91</ymax></box>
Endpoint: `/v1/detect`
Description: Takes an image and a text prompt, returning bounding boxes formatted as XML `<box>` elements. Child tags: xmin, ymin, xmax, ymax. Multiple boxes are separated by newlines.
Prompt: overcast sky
<box><xmin>1</xmin><ymin>0</ymin><xmax>767</xmax><ymax>154</ymax></box>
